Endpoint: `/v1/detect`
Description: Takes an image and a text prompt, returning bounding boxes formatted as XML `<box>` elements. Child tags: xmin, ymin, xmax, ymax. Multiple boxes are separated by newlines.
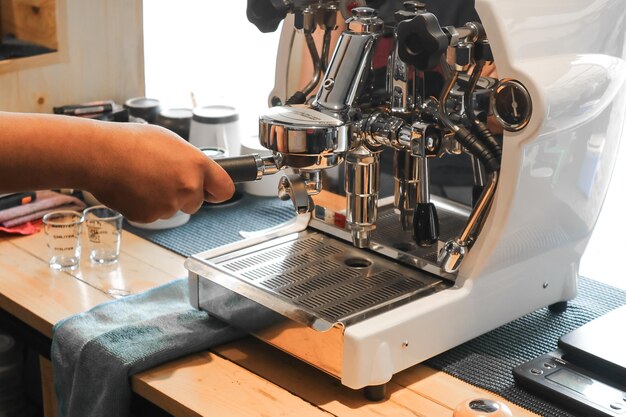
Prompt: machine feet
<box><xmin>548</xmin><ymin>301</ymin><xmax>568</xmax><ymax>313</ymax></box>
<box><xmin>363</xmin><ymin>384</ymin><xmax>386</xmax><ymax>401</ymax></box>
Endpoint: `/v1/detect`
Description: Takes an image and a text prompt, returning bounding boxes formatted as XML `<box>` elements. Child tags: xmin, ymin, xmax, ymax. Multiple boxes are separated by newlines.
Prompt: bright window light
<box><xmin>142</xmin><ymin>2</ymin><xmax>281</xmax><ymax>138</ymax></box>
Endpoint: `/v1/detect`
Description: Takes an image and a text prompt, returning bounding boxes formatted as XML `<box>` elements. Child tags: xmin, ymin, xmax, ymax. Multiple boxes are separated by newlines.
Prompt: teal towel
<box><xmin>51</xmin><ymin>278</ymin><xmax>243</xmax><ymax>417</ymax></box>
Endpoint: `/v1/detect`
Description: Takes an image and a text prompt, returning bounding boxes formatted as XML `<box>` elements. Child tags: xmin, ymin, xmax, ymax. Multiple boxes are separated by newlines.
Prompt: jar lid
<box><xmin>192</xmin><ymin>105</ymin><xmax>238</xmax><ymax>124</ymax></box>
<box><xmin>200</xmin><ymin>147</ymin><xmax>227</xmax><ymax>159</ymax></box>
<box><xmin>159</xmin><ymin>108</ymin><xmax>193</xmax><ymax>120</ymax></box>
<box><xmin>124</xmin><ymin>97</ymin><xmax>160</xmax><ymax>109</ymax></box>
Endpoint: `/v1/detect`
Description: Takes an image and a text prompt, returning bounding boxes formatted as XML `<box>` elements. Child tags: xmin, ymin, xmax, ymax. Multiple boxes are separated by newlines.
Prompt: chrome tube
<box><xmin>389</xmin><ymin>43</ymin><xmax>416</xmax><ymax>118</ymax></box>
<box><xmin>345</xmin><ymin>145</ymin><xmax>381</xmax><ymax>248</ymax></box>
<box><xmin>438</xmin><ymin>70</ymin><xmax>460</xmax><ymax>132</ymax></box>
<box><xmin>393</xmin><ymin>149</ymin><xmax>419</xmax><ymax>230</ymax></box>
<box><xmin>300</xmin><ymin>32</ymin><xmax>323</xmax><ymax>97</ymax></box>
<box><xmin>416</xmin><ymin>156</ymin><xmax>430</xmax><ymax>204</ymax></box>
<box><xmin>439</xmin><ymin>171</ymin><xmax>498</xmax><ymax>273</ymax></box>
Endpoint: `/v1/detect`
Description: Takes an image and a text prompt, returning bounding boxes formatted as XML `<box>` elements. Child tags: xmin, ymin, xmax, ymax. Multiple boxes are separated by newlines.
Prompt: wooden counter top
<box><xmin>0</xmin><ymin>229</ymin><xmax>539</xmax><ymax>417</ymax></box>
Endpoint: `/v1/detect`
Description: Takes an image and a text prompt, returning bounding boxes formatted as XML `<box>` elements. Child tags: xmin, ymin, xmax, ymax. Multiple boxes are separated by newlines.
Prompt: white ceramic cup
<box><xmin>189</xmin><ymin>105</ymin><xmax>240</xmax><ymax>156</ymax></box>
<box><xmin>127</xmin><ymin>210</ymin><xmax>190</xmax><ymax>230</ymax></box>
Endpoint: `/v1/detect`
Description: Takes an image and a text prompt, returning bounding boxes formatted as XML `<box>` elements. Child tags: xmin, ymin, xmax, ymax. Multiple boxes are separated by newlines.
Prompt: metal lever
<box><xmin>413</xmin><ymin>202</ymin><xmax>439</xmax><ymax>247</ymax></box>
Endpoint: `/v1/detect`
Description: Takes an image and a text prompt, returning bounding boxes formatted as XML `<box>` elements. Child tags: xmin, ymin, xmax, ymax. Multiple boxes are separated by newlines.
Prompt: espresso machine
<box><xmin>186</xmin><ymin>0</ymin><xmax>626</xmax><ymax>399</ymax></box>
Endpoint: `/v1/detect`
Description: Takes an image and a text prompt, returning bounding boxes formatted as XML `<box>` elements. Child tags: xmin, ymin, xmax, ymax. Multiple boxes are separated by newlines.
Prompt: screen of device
<box><xmin>546</xmin><ymin>368</ymin><xmax>624</xmax><ymax>408</ymax></box>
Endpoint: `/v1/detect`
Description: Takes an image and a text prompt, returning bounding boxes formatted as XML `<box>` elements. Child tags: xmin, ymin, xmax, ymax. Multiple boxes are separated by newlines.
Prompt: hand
<box><xmin>87</xmin><ymin>123</ymin><xmax>234</xmax><ymax>223</ymax></box>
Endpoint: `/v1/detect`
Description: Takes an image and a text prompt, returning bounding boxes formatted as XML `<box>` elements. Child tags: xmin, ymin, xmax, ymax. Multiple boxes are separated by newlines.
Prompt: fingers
<box><xmin>180</xmin><ymin>195</ymin><xmax>204</xmax><ymax>214</ymax></box>
<box><xmin>202</xmin><ymin>158</ymin><xmax>235</xmax><ymax>203</ymax></box>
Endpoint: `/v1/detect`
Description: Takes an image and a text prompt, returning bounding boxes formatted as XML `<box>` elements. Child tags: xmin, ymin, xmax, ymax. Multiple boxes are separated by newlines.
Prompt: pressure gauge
<box><xmin>492</xmin><ymin>79</ymin><xmax>532</xmax><ymax>132</ymax></box>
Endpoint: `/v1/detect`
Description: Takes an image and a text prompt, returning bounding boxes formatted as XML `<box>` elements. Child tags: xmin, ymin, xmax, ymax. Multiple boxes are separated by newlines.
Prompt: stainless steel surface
<box><xmin>389</xmin><ymin>45</ymin><xmax>416</xmax><ymax>117</ymax></box>
<box><xmin>313</xmin><ymin>9</ymin><xmax>383</xmax><ymax>112</ymax></box>
<box><xmin>257</xmin><ymin>7</ymin><xmax>501</xmax><ymax>272</ymax></box>
<box><xmin>346</xmin><ymin>7</ymin><xmax>384</xmax><ymax>34</ymax></box>
<box><xmin>301</xmin><ymin>170</ymin><xmax>322</xmax><ymax>195</ymax></box>
<box><xmin>192</xmin><ymin>230</ymin><xmax>449</xmax><ymax>328</ymax></box>
<box><xmin>309</xmin><ymin>198</ymin><xmax>468</xmax><ymax>276</ymax></box>
<box><xmin>471</xmin><ymin>155</ymin><xmax>487</xmax><ymax>188</ymax></box>
<box><xmin>345</xmin><ymin>145</ymin><xmax>381</xmax><ymax>247</ymax></box>
<box><xmin>278</xmin><ymin>174</ymin><xmax>315</xmax><ymax>214</ymax></box>
<box><xmin>465</xmin><ymin>61</ymin><xmax>487</xmax><ymax>124</ymax></box>
<box><xmin>393</xmin><ymin>149</ymin><xmax>419</xmax><ymax>230</ymax></box>
<box><xmin>371</xmin><ymin>201</ymin><xmax>467</xmax><ymax>266</ymax></box>
<box><xmin>438</xmin><ymin>239</ymin><xmax>467</xmax><ymax>274</ymax></box>
<box><xmin>364</xmin><ymin>112</ymin><xmax>408</xmax><ymax>149</ymax></box>
<box><xmin>260</xmin><ymin>155</ymin><xmax>281</xmax><ymax>176</ymax></box>
<box><xmin>297</xmin><ymin>5</ymin><xmax>337</xmax><ymax>99</ymax></box>
<box><xmin>438</xmin><ymin>70</ymin><xmax>461</xmax><ymax>132</ymax></box>
<box><xmin>259</xmin><ymin>105</ymin><xmax>348</xmax><ymax>170</ymax></box>
<box><xmin>416</xmin><ymin>157</ymin><xmax>430</xmax><ymax>204</ymax></box>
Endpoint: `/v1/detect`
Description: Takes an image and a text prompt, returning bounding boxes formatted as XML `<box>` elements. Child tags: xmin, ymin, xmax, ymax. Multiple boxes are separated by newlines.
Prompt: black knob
<box><xmin>413</xmin><ymin>202</ymin><xmax>439</xmax><ymax>247</ymax></box>
<box><xmin>396</xmin><ymin>12</ymin><xmax>448</xmax><ymax>70</ymax></box>
<box><xmin>475</xmin><ymin>40</ymin><xmax>493</xmax><ymax>62</ymax></box>
<box><xmin>246</xmin><ymin>0</ymin><xmax>289</xmax><ymax>33</ymax></box>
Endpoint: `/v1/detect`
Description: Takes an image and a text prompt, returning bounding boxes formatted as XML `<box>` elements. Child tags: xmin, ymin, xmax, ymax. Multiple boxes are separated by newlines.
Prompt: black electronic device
<box><xmin>0</xmin><ymin>191</ymin><xmax>36</xmax><ymax>211</ymax></box>
<box><xmin>558</xmin><ymin>305</ymin><xmax>626</xmax><ymax>382</ymax></box>
<box><xmin>513</xmin><ymin>350</ymin><xmax>626</xmax><ymax>417</ymax></box>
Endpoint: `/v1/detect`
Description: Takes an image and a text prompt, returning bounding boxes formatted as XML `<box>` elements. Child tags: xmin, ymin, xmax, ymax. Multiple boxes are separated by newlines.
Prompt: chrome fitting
<box><xmin>278</xmin><ymin>174</ymin><xmax>315</xmax><ymax>214</ymax></box>
<box><xmin>346</xmin><ymin>7</ymin><xmax>384</xmax><ymax>34</ymax></box>
<box><xmin>438</xmin><ymin>239</ymin><xmax>467</xmax><ymax>273</ymax></box>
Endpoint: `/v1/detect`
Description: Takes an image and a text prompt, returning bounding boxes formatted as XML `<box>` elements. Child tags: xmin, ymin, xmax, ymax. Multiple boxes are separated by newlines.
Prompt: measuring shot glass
<box><xmin>42</xmin><ymin>210</ymin><xmax>84</xmax><ymax>270</ymax></box>
<box><xmin>83</xmin><ymin>205</ymin><xmax>123</xmax><ymax>264</ymax></box>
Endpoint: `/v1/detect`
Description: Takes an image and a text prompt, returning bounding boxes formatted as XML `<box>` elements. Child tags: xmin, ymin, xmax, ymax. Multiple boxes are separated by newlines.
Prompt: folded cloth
<box><xmin>0</xmin><ymin>190</ymin><xmax>86</xmax><ymax>227</ymax></box>
<box><xmin>51</xmin><ymin>278</ymin><xmax>244</xmax><ymax>417</ymax></box>
<box><xmin>0</xmin><ymin>219</ymin><xmax>41</xmax><ymax>235</ymax></box>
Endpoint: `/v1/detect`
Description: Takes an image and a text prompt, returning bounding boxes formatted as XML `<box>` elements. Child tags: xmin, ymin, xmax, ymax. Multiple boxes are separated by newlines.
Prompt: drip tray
<box><xmin>205</xmin><ymin>231</ymin><xmax>450</xmax><ymax>326</ymax></box>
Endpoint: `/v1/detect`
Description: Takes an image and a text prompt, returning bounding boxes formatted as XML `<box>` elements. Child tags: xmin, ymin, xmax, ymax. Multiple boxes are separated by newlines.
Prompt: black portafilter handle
<box><xmin>213</xmin><ymin>154</ymin><xmax>262</xmax><ymax>183</ymax></box>
<box><xmin>413</xmin><ymin>202</ymin><xmax>439</xmax><ymax>247</ymax></box>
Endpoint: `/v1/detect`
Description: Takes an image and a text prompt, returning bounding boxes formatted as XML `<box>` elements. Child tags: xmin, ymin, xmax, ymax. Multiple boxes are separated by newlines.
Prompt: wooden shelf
<box><xmin>0</xmin><ymin>0</ymin><xmax>66</xmax><ymax>74</ymax></box>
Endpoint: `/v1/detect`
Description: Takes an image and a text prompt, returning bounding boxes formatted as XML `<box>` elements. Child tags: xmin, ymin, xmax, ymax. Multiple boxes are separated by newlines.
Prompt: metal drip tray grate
<box><xmin>209</xmin><ymin>231</ymin><xmax>449</xmax><ymax>325</ymax></box>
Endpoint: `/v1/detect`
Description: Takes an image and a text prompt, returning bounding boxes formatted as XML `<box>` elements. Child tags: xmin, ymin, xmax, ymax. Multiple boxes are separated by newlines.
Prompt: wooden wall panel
<box><xmin>1</xmin><ymin>0</ymin><xmax>58</xmax><ymax>49</ymax></box>
<box><xmin>0</xmin><ymin>0</ymin><xmax>144</xmax><ymax>113</ymax></box>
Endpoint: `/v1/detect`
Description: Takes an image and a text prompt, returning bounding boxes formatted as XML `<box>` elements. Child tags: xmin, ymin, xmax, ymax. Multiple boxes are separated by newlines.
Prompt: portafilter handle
<box><xmin>211</xmin><ymin>154</ymin><xmax>280</xmax><ymax>183</ymax></box>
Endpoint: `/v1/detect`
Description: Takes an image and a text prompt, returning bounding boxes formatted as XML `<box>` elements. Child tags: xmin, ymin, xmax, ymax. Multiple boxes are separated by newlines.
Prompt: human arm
<box><xmin>0</xmin><ymin>111</ymin><xmax>234</xmax><ymax>222</ymax></box>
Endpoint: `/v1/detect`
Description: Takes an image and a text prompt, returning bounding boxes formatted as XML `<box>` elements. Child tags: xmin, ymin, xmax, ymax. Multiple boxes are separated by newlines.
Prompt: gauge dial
<box><xmin>492</xmin><ymin>79</ymin><xmax>532</xmax><ymax>132</ymax></box>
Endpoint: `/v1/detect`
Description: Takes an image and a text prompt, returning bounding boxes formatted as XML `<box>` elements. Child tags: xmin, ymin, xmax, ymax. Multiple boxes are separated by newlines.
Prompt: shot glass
<box><xmin>83</xmin><ymin>205</ymin><xmax>123</xmax><ymax>264</ymax></box>
<box><xmin>42</xmin><ymin>210</ymin><xmax>84</xmax><ymax>270</ymax></box>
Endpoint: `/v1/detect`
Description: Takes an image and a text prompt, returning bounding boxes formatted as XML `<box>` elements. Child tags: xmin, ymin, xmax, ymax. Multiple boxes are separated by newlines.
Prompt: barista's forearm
<box><xmin>0</xmin><ymin>111</ymin><xmax>136</xmax><ymax>193</ymax></box>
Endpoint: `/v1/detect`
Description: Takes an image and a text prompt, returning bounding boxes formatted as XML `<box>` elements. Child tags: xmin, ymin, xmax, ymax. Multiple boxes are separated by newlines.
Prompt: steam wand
<box><xmin>285</xmin><ymin>7</ymin><xmax>336</xmax><ymax>105</ymax></box>
<box><xmin>436</xmin><ymin>24</ymin><xmax>500</xmax><ymax>273</ymax></box>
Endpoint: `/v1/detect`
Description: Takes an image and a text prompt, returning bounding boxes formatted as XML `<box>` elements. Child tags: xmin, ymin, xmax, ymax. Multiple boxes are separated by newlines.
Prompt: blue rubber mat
<box><xmin>124</xmin><ymin>194</ymin><xmax>296</xmax><ymax>257</ymax></box>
